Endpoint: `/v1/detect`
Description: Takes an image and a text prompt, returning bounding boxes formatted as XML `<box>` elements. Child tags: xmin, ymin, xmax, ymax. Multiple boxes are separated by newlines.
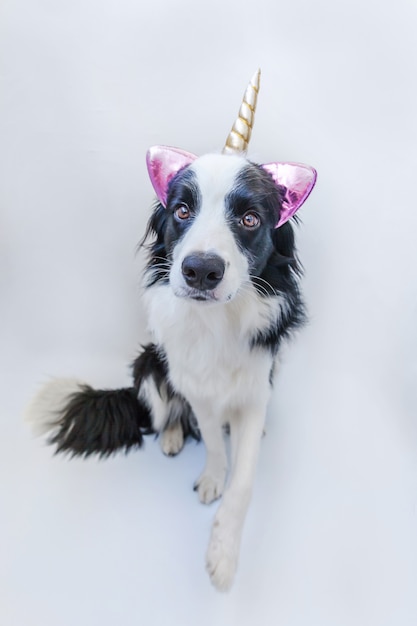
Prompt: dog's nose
<box><xmin>181</xmin><ymin>253</ymin><xmax>225</xmax><ymax>290</ymax></box>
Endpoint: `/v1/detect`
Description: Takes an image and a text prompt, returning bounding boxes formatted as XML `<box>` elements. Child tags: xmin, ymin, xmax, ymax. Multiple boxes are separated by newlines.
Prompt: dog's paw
<box><xmin>193</xmin><ymin>471</ymin><xmax>225</xmax><ymax>504</ymax></box>
<box><xmin>206</xmin><ymin>518</ymin><xmax>239</xmax><ymax>591</ymax></box>
<box><xmin>160</xmin><ymin>422</ymin><xmax>184</xmax><ymax>456</ymax></box>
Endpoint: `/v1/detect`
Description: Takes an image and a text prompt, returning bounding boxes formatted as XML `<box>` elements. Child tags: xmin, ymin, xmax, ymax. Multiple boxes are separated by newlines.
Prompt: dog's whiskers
<box><xmin>150</xmin><ymin>256</ymin><xmax>172</xmax><ymax>278</ymax></box>
<box><xmin>238</xmin><ymin>281</ymin><xmax>269</xmax><ymax>302</ymax></box>
<box><xmin>151</xmin><ymin>256</ymin><xmax>172</xmax><ymax>267</ymax></box>
<box><xmin>250</xmin><ymin>275</ymin><xmax>280</xmax><ymax>298</ymax></box>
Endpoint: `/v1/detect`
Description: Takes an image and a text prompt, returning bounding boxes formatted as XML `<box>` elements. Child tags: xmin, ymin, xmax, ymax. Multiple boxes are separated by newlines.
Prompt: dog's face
<box><xmin>157</xmin><ymin>154</ymin><xmax>286</xmax><ymax>304</ymax></box>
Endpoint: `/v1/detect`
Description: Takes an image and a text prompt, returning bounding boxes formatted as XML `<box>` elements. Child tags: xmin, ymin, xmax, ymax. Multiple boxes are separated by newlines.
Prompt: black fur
<box><xmin>164</xmin><ymin>168</ymin><xmax>201</xmax><ymax>255</ymax></box>
<box><xmin>132</xmin><ymin>343</ymin><xmax>170</xmax><ymax>394</ymax></box>
<box><xmin>142</xmin><ymin>202</ymin><xmax>170</xmax><ymax>287</ymax></box>
<box><xmin>142</xmin><ymin>168</ymin><xmax>200</xmax><ymax>288</ymax></box>
<box><xmin>225</xmin><ymin>164</ymin><xmax>284</xmax><ymax>274</ymax></box>
<box><xmin>249</xmin><ymin>222</ymin><xmax>307</xmax><ymax>354</ymax></box>
<box><xmin>49</xmin><ymin>386</ymin><xmax>153</xmax><ymax>457</ymax></box>
<box><xmin>132</xmin><ymin>344</ymin><xmax>200</xmax><ymax>441</ymax></box>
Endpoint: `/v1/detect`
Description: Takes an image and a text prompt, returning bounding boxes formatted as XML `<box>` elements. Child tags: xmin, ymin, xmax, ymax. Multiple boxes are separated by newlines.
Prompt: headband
<box><xmin>146</xmin><ymin>70</ymin><xmax>317</xmax><ymax>228</ymax></box>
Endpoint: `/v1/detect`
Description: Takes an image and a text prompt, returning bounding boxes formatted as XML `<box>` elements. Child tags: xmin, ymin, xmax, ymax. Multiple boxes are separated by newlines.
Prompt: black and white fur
<box><xmin>26</xmin><ymin>153</ymin><xmax>305</xmax><ymax>590</ymax></box>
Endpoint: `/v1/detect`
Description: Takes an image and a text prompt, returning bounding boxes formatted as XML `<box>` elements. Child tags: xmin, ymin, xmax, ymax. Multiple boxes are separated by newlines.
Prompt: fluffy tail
<box><xmin>25</xmin><ymin>378</ymin><xmax>153</xmax><ymax>457</ymax></box>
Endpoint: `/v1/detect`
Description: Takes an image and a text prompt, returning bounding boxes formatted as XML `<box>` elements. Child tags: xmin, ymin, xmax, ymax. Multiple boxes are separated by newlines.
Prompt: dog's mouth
<box><xmin>173</xmin><ymin>286</ymin><xmax>233</xmax><ymax>303</ymax></box>
<box><xmin>175</xmin><ymin>286</ymin><xmax>218</xmax><ymax>302</ymax></box>
<box><xmin>192</xmin><ymin>294</ymin><xmax>212</xmax><ymax>302</ymax></box>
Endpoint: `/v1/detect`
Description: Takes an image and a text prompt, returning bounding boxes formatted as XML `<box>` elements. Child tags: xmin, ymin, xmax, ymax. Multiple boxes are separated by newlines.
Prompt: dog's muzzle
<box><xmin>181</xmin><ymin>253</ymin><xmax>225</xmax><ymax>292</ymax></box>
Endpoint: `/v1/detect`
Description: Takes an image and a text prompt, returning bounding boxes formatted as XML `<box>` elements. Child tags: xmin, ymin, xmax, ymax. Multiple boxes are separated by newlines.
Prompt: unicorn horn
<box><xmin>222</xmin><ymin>69</ymin><xmax>261</xmax><ymax>155</ymax></box>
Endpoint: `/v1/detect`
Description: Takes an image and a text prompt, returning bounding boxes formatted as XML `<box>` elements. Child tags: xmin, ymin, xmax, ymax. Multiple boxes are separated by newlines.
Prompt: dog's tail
<box><xmin>25</xmin><ymin>378</ymin><xmax>153</xmax><ymax>457</ymax></box>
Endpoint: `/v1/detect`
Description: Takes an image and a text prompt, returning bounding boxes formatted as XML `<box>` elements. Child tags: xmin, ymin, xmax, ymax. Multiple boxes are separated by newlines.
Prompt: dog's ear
<box><xmin>146</xmin><ymin>146</ymin><xmax>198</xmax><ymax>207</ymax></box>
<box><xmin>261</xmin><ymin>162</ymin><xmax>317</xmax><ymax>228</ymax></box>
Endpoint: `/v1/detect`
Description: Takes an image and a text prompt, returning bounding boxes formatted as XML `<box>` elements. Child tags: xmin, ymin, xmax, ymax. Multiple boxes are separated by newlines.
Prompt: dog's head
<box><xmin>144</xmin><ymin>151</ymin><xmax>312</xmax><ymax>304</ymax></box>
<box><xmin>143</xmin><ymin>70</ymin><xmax>316</xmax><ymax>304</ymax></box>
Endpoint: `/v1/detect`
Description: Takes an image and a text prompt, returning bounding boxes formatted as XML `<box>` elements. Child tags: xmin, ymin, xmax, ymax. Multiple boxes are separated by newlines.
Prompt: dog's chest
<box><xmin>145</xmin><ymin>285</ymin><xmax>276</xmax><ymax>406</ymax></box>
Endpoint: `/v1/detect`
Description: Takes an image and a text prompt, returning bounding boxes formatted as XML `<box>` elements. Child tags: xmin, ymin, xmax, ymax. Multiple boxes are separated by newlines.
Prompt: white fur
<box><xmin>160</xmin><ymin>421</ymin><xmax>184</xmax><ymax>456</ymax></box>
<box><xmin>25</xmin><ymin>378</ymin><xmax>84</xmax><ymax>436</ymax></box>
<box><xmin>138</xmin><ymin>375</ymin><xmax>187</xmax><ymax>455</ymax></box>
<box><xmin>138</xmin><ymin>377</ymin><xmax>169</xmax><ymax>432</ymax></box>
<box><xmin>145</xmin><ymin>286</ymin><xmax>274</xmax><ymax>589</ymax></box>
<box><xmin>145</xmin><ymin>154</ymin><xmax>281</xmax><ymax>590</ymax></box>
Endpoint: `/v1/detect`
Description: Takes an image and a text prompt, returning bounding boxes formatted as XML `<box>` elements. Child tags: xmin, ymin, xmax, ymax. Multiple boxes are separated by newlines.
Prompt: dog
<box><xmin>26</xmin><ymin>70</ymin><xmax>317</xmax><ymax>591</ymax></box>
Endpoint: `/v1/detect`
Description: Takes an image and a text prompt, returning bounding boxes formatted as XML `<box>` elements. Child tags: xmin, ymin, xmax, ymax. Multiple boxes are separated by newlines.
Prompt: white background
<box><xmin>1</xmin><ymin>0</ymin><xmax>417</xmax><ymax>624</ymax></box>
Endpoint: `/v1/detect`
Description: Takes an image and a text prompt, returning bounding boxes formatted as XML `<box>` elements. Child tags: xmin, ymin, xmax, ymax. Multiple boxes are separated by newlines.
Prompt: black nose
<box><xmin>181</xmin><ymin>253</ymin><xmax>225</xmax><ymax>291</ymax></box>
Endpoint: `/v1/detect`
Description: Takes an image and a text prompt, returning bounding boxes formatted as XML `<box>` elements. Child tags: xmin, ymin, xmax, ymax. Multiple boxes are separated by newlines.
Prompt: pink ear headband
<box><xmin>146</xmin><ymin>70</ymin><xmax>317</xmax><ymax>228</ymax></box>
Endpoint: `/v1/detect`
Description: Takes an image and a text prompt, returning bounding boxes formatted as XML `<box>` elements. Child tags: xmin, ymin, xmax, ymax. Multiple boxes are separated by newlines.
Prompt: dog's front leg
<box><xmin>192</xmin><ymin>401</ymin><xmax>227</xmax><ymax>505</ymax></box>
<box><xmin>206</xmin><ymin>402</ymin><xmax>267</xmax><ymax>591</ymax></box>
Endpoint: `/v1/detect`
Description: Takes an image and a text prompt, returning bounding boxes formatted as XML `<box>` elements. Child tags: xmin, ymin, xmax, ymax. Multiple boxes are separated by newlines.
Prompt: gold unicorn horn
<box><xmin>222</xmin><ymin>69</ymin><xmax>261</xmax><ymax>155</ymax></box>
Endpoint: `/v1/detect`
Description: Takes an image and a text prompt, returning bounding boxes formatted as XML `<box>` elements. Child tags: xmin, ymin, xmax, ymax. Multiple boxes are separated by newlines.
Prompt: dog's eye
<box><xmin>240</xmin><ymin>212</ymin><xmax>260</xmax><ymax>229</ymax></box>
<box><xmin>174</xmin><ymin>204</ymin><xmax>191</xmax><ymax>221</ymax></box>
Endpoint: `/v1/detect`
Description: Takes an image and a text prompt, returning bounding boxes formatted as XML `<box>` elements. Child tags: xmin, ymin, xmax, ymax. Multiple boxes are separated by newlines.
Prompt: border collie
<box><xmin>26</xmin><ymin>71</ymin><xmax>317</xmax><ymax>591</ymax></box>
